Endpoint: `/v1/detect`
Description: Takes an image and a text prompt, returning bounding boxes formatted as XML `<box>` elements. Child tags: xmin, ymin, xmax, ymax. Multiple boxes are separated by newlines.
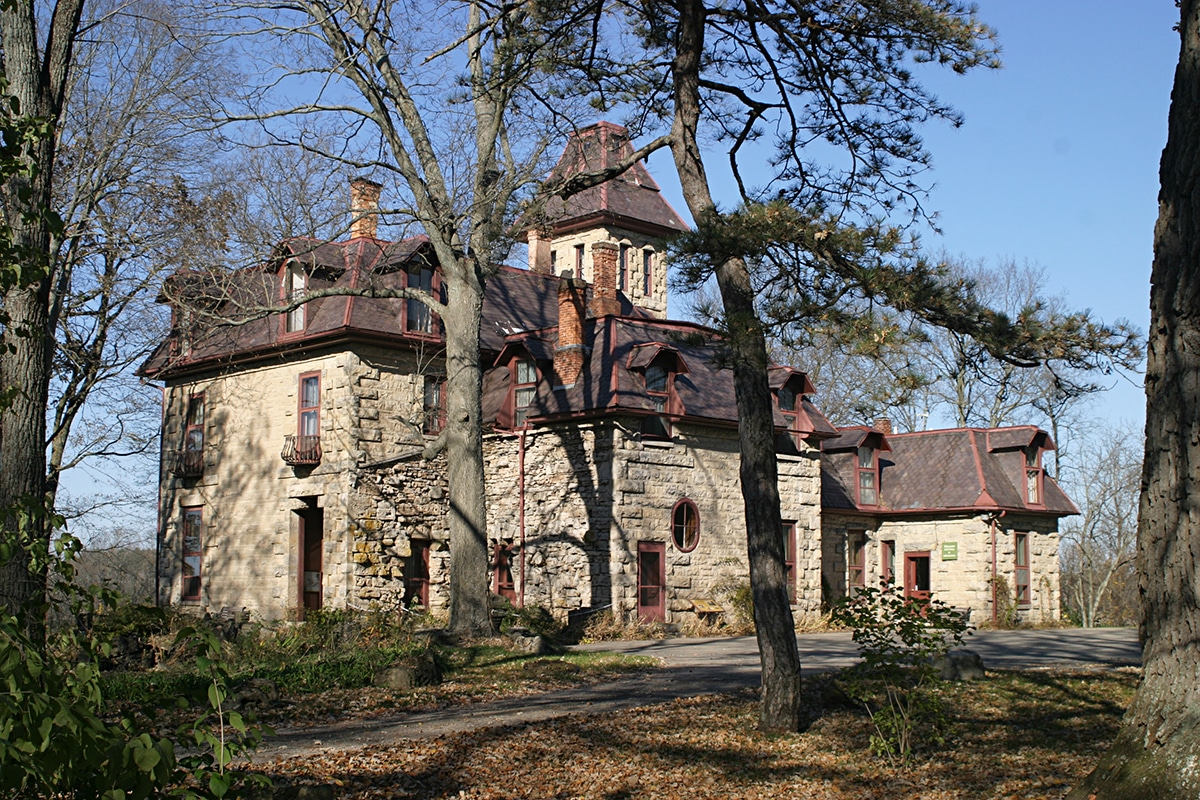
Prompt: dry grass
<box><xmin>256</xmin><ymin>666</ymin><xmax>1138</xmax><ymax>799</ymax></box>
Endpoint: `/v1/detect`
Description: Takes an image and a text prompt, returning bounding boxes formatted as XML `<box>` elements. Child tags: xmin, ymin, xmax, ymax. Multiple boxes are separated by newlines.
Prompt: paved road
<box><xmin>259</xmin><ymin>627</ymin><xmax>1140</xmax><ymax>757</ymax></box>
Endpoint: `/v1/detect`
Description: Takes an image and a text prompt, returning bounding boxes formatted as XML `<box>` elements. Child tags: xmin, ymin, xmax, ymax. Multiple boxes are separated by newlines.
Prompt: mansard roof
<box><xmin>139</xmin><ymin>236</ymin><xmax>658</xmax><ymax>378</ymax></box>
<box><xmin>526</xmin><ymin>121</ymin><xmax>689</xmax><ymax>239</ymax></box>
<box><xmin>820</xmin><ymin>426</ymin><xmax>1077</xmax><ymax>517</ymax></box>
<box><xmin>481</xmin><ymin>315</ymin><xmax>838</xmax><ymax>439</ymax></box>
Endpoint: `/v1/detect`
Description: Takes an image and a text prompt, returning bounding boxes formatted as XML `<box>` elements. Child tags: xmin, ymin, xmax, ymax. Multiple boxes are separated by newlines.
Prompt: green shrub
<box><xmin>831</xmin><ymin>581</ymin><xmax>970</xmax><ymax>766</ymax></box>
<box><xmin>0</xmin><ymin>521</ymin><xmax>269</xmax><ymax>798</ymax></box>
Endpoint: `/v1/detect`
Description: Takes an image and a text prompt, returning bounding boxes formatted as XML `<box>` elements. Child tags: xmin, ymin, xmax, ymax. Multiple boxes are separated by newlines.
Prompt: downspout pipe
<box><xmin>518</xmin><ymin>428</ymin><xmax>527</xmax><ymax>608</ymax></box>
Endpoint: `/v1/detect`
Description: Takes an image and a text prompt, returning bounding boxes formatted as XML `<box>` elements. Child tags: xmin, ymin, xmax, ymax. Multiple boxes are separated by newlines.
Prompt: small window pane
<box><xmin>516</xmin><ymin>358</ymin><xmax>537</xmax><ymax>385</ymax></box>
<box><xmin>778</xmin><ymin>386</ymin><xmax>796</xmax><ymax>412</ymax></box>
<box><xmin>1026</xmin><ymin>469</ymin><xmax>1040</xmax><ymax>504</ymax></box>
<box><xmin>859</xmin><ymin>471</ymin><xmax>877</xmax><ymax>505</ymax></box>
<box><xmin>857</xmin><ymin>445</ymin><xmax>874</xmax><ymax>468</ymax></box>
<box><xmin>301</xmin><ymin>376</ymin><xmax>320</xmax><ymax>408</ymax></box>
<box><xmin>515</xmin><ymin>386</ymin><xmax>535</xmax><ymax>408</ymax></box>
<box><xmin>186</xmin><ymin>395</ymin><xmax>205</xmax><ymax>427</ymax></box>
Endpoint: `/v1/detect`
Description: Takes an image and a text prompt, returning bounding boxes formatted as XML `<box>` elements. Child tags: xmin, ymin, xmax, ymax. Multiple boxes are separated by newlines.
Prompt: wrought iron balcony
<box><xmin>171</xmin><ymin>448</ymin><xmax>205</xmax><ymax>478</ymax></box>
<box><xmin>282</xmin><ymin>434</ymin><xmax>321</xmax><ymax>466</ymax></box>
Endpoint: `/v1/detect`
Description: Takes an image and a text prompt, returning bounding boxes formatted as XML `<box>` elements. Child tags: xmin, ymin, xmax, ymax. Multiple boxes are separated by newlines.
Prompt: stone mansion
<box><xmin>140</xmin><ymin>122</ymin><xmax>1074</xmax><ymax>627</ymax></box>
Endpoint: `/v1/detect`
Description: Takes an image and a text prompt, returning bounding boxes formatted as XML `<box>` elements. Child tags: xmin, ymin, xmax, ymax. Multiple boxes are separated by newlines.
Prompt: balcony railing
<box><xmin>171</xmin><ymin>448</ymin><xmax>205</xmax><ymax>478</ymax></box>
<box><xmin>282</xmin><ymin>434</ymin><xmax>322</xmax><ymax>466</ymax></box>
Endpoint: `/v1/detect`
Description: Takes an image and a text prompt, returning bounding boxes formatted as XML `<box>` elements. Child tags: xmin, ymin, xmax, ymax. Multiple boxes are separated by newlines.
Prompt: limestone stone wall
<box><xmin>348</xmin><ymin>453</ymin><xmax>451</xmax><ymax>614</ymax></box>
<box><xmin>157</xmin><ymin>346</ymin><xmax>430</xmax><ymax>620</ymax></box>
<box><xmin>341</xmin><ymin>417</ymin><xmax>825</xmax><ymax>625</ymax></box>
<box><xmin>820</xmin><ymin>512</ymin><xmax>1061</xmax><ymax>623</ymax></box>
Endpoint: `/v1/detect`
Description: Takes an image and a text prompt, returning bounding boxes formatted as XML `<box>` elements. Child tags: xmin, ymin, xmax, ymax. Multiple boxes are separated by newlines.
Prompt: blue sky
<box><xmin>649</xmin><ymin>1</ymin><xmax>1179</xmax><ymax>428</ymax></box>
<box><xmin>920</xmin><ymin>1</ymin><xmax>1179</xmax><ymax>425</ymax></box>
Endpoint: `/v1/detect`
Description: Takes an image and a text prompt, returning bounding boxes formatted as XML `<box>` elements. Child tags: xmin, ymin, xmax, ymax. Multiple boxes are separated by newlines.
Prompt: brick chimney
<box><xmin>589</xmin><ymin>241</ymin><xmax>621</xmax><ymax>317</ymax></box>
<box><xmin>350</xmin><ymin>177</ymin><xmax>382</xmax><ymax>239</ymax></box>
<box><xmin>555</xmin><ymin>275</ymin><xmax>587</xmax><ymax>388</ymax></box>
<box><xmin>528</xmin><ymin>228</ymin><xmax>553</xmax><ymax>274</ymax></box>
<box><xmin>873</xmin><ymin>417</ymin><xmax>893</xmax><ymax>435</ymax></box>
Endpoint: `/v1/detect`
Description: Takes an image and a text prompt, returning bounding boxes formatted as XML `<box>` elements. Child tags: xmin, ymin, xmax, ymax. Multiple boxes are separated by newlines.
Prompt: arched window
<box><xmin>672</xmin><ymin>499</ymin><xmax>700</xmax><ymax>552</ymax></box>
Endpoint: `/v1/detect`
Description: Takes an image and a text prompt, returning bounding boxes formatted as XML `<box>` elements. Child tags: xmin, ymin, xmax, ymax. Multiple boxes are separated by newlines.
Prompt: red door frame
<box><xmin>637</xmin><ymin>541</ymin><xmax>666</xmax><ymax>622</ymax></box>
<box><xmin>298</xmin><ymin>504</ymin><xmax>324</xmax><ymax>618</ymax></box>
<box><xmin>904</xmin><ymin>551</ymin><xmax>931</xmax><ymax>602</ymax></box>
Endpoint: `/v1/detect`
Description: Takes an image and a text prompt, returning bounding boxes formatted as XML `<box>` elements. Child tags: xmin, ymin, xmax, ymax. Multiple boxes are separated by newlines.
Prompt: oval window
<box><xmin>672</xmin><ymin>499</ymin><xmax>700</xmax><ymax>552</ymax></box>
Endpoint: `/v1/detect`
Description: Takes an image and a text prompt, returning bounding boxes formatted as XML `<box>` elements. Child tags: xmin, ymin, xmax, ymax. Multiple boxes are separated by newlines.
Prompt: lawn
<box><xmin>256</xmin><ymin>667</ymin><xmax>1138</xmax><ymax>799</ymax></box>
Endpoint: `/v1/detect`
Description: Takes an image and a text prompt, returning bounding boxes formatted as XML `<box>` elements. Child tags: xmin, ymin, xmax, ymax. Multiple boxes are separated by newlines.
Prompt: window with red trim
<box><xmin>857</xmin><ymin>445</ymin><xmax>879</xmax><ymax>506</ymax></box>
<box><xmin>299</xmin><ymin>374</ymin><xmax>320</xmax><ymax>439</ymax></box>
<box><xmin>181</xmin><ymin>507</ymin><xmax>203</xmax><ymax>601</ymax></box>
<box><xmin>406</xmin><ymin>265</ymin><xmax>435</xmax><ymax>334</ymax></box>
<box><xmin>574</xmin><ymin>244</ymin><xmax>585</xmax><ymax>280</ymax></box>
<box><xmin>881</xmin><ymin>539</ymin><xmax>896</xmax><ymax>584</ymax></box>
<box><xmin>284</xmin><ymin>265</ymin><xmax>307</xmax><ymax>332</ymax></box>
<box><xmin>672</xmin><ymin>499</ymin><xmax>699</xmax><ymax>552</ymax></box>
<box><xmin>782</xmin><ymin>521</ymin><xmax>797</xmax><ymax>603</ymax></box>
<box><xmin>404</xmin><ymin>540</ymin><xmax>430</xmax><ymax>608</ymax></box>
<box><xmin>1024</xmin><ymin>446</ymin><xmax>1043</xmax><ymax>505</ymax></box>
<box><xmin>423</xmin><ymin>375</ymin><xmax>447</xmax><ymax>435</ymax></box>
<box><xmin>1015</xmin><ymin>532</ymin><xmax>1030</xmax><ymax>606</ymax></box>
<box><xmin>777</xmin><ymin>385</ymin><xmax>800</xmax><ymax>443</ymax></box>
<box><xmin>641</xmin><ymin>362</ymin><xmax>671</xmax><ymax>439</ymax></box>
<box><xmin>184</xmin><ymin>393</ymin><xmax>205</xmax><ymax>452</ymax></box>
<box><xmin>513</xmin><ymin>358</ymin><xmax>537</xmax><ymax>428</ymax></box>
<box><xmin>848</xmin><ymin>531</ymin><xmax>866</xmax><ymax>591</ymax></box>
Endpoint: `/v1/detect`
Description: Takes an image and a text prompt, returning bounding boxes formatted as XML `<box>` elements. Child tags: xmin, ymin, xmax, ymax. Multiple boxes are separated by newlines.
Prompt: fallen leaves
<box><xmin>254</xmin><ymin>668</ymin><xmax>1139</xmax><ymax>799</ymax></box>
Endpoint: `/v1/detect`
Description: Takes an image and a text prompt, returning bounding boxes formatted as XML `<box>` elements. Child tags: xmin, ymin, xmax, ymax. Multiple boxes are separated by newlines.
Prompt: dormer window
<box><xmin>1024</xmin><ymin>446</ymin><xmax>1043</xmax><ymax>505</ymax></box>
<box><xmin>629</xmin><ymin>344</ymin><xmax>687</xmax><ymax>441</ymax></box>
<box><xmin>857</xmin><ymin>445</ymin><xmax>878</xmax><ymax>506</ymax></box>
<box><xmin>406</xmin><ymin>264</ymin><xmax>435</xmax><ymax>334</ymax></box>
<box><xmin>641</xmin><ymin>362</ymin><xmax>671</xmax><ymax>439</ymax></box>
<box><xmin>513</xmin><ymin>357</ymin><xmax>537</xmax><ymax>428</ymax></box>
<box><xmin>284</xmin><ymin>265</ymin><xmax>307</xmax><ymax>332</ymax></box>
<box><xmin>777</xmin><ymin>385</ymin><xmax>799</xmax><ymax>442</ymax></box>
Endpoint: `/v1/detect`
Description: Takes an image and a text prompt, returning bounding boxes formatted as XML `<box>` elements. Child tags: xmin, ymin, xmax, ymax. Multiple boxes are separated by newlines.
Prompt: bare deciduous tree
<box><xmin>1058</xmin><ymin>424</ymin><xmax>1141</xmax><ymax>628</ymax></box>
<box><xmin>218</xmin><ymin>0</ymin><xmax>576</xmax><ymax>635</ymax></box>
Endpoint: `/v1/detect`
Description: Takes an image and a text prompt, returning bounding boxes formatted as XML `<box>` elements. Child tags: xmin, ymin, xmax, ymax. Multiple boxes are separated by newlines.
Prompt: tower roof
<box><xmin>528</xmin><ymin>122</ymin><xmax>689</xmax><ymax>239</ymax></box>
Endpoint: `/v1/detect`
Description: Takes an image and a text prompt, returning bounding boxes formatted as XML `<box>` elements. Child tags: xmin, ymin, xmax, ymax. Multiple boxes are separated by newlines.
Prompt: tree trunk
<box><xmin>444</xmin><ymin>258</ymin><xmax>493</xmax><ymax>637</ymax></box>
<box><xmin>667</xmin><ymin>0</ymin><xmax>802</xmax><ymax>732</ymax></box>
<box><xmin>1070</xmin><ymin>1</ymin><xmax>1200</xmax><ymax>794</ymax></box>
<box><xmin>0</xmin><ymin>0</ymin><xmax>85</xmax><ymax>619</ymax></box>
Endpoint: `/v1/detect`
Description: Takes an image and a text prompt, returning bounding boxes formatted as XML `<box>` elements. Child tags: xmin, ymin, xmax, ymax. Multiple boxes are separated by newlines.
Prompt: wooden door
<box><xmin>637</xmin><ymin>542</ymin><xmax>666</xmax><ymax>623</ymax></box>
<box><xmin>299</xmin><ymin>505</ymin><xmax>324</xmax><ymax>616</ymax></box>
<box><xmin>904</xmin><ymin>551</ymin><xmax>931</xmax><ymax>602</ymax></box>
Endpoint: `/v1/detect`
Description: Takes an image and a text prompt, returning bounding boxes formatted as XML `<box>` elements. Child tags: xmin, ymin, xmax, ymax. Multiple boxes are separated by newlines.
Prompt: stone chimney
<box><xmin>589</xmin><ymin>241</ymin><xmax>621</xmax><ymax>318</ymax></box>
<box><xmin>528</xmin><ymin>229</ymin><xmax>553</xmax><ymax>274</ymax></box>
<box><xmin>350</xmin><ymin>177</ymin><xmax>382</xmax><ymax>239</ymax></box>
<box><xmin>555</xmin><ymin>275</ymin><xmax>587</xmax><ymax>388</ymax></box>
<box><xmin>873</xmin><ymin>417</ymin><xmax>893</xmax><ymax>435</ymax></box>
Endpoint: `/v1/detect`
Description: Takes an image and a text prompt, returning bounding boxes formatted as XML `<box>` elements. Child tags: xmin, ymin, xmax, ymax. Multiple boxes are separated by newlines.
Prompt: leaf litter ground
<box><xmin>255</xmin><ymin>666</ymin><xmax>1137</xmax><ymax>799</ymax></box>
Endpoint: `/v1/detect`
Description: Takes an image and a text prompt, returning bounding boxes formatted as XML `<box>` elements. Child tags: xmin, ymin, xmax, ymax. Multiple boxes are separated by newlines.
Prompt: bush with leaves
<box><xmin>832</xmin><ymin>580</ymin><xmax>971</xmax><ymax>766</ymax></box>
<box><xmin>0</xmin><ymin>521</ymin><xmax>269</xmax><ymax>799</ymax></box>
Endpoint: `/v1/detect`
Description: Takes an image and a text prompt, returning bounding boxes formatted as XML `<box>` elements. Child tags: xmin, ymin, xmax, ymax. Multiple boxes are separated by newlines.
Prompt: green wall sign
<box><xmin>941</xmin><ymin>542</ymin><xmax>959</xmax><ymax>561</ymax></box>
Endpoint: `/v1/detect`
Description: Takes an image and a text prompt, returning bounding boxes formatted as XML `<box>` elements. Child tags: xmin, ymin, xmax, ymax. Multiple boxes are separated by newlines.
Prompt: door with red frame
<box><xmin>637</xmin><ymin>542</ymin><xmax>666</xmax><ymax>623</ymax></box>
<box><xmin>904</xmin><ymin>551</ymin><xmax>931</xmax><ymax>602</ymax></box>
<box><xmin>298</xmin><ymin>504</ymin><xmax>324</xmax><ymax>618</ymax></box>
